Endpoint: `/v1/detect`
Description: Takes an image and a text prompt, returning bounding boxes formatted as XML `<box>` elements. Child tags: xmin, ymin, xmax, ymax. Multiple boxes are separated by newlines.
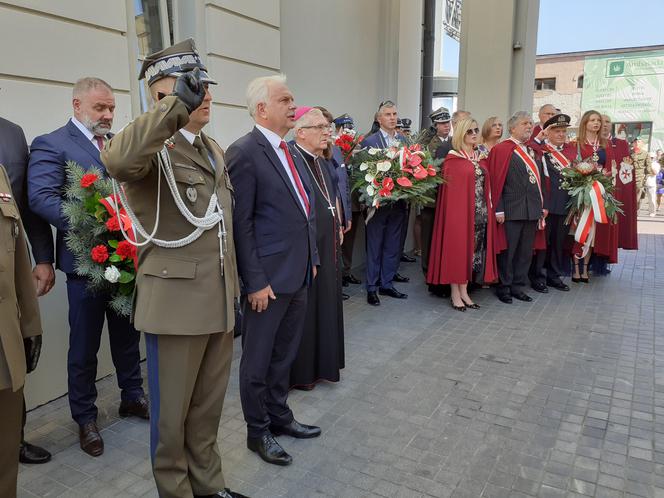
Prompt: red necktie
<box><xmin>94</xmin><ymin>136</ymin><xmax>105</xmax><ymax>151</ymax></box>
<box><xmin>279</xmin><ymin>141</ymin><xmax>310</xmax><ymax>214</ymax></box>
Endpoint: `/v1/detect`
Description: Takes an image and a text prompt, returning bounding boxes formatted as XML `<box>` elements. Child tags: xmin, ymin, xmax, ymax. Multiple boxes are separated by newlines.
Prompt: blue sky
<box><xmin>537</xmin><ymin>0</ymin><xmax>664</xmax><ymax>54</ymax></box>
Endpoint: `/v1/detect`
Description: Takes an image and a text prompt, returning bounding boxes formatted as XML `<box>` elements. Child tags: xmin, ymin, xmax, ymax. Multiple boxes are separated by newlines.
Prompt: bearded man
<box><xmin>28</xmin><ymin>77</ymin><xmax>147</xmax><ymax>458</ymax></box>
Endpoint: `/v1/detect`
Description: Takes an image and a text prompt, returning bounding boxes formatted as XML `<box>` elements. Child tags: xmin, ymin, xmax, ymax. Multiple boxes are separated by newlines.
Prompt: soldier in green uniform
<box><xmin>0</xmin><ymin>164</ymin><xmax>42</xmax><ymax>498</ymax></box>
<box><xmin>101</xmin><ymin>39</ymin><xmax>247</xmax><ymax>498</ymax></box>
<box><xmin>632</xmin><ymin>138</ymin><xmax>653</xmax><ymax>211</ymax></box>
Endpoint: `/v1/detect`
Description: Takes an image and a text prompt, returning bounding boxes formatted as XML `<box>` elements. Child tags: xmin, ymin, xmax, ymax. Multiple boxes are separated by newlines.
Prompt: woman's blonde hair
<box><xmin>452</xmin><ymin>118</ymin><xmax>478</xmax><ymax>153</ymax></box>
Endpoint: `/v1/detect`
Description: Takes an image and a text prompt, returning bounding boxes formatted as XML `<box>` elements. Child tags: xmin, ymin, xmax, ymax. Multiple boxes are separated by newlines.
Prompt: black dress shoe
<box><xmin>342</xmin><ymin>292</ymin><xmax>350</xmax><ymax>300</ymax></box>
<box><xmin>343</xmin><ymin>274</ymin><xmax>361</xmax><ymax>285</ymax></box>
<box><xmin>401</xmin><ymin>254</ymin><xmax>416</xmax><ymax>263</ymax></box>
<box><xmin>367</xmin><ymin>292</ymin><xmax>380</xmax><ymax>306</ymax></box>
<box><xmin>497</xmin><ymin>293</ymin><xmax>513</xmax><ymax>304</ymax></box>
<box><xmin>511</xmin><ymin>291</ymin><xmax>533</xmax><ymax>302</ymax></box>
<box><xmin>270</xmin><ymin>419</ymin><xmax>321</xmax><ymax>439</ymax></box>
<box><xmin>247</xmin><ymin>434</ymin><xmax>292</xmax><ymax>466</ymax></box>
<box><xmin>530</xmin><ymin>282</ymin><xmax>548</xmax><ymax>293</ymax></box>
<box><xmin>392</xmin><ymin>273</ymin><xmax>410</xmax><ymax>283</ymax></box>
<box><xmin>79</xmin><ymin>421</ymin><xmax>104</xmax><ymax>457</ymax></box>
<box><xmin>119</xmin><ymin>395</ymin><xmax>149</xmax><ymax>419</ymax></box>
<box><xmin>19</xmin><ymin>441</ymin><xmax>51</xmax><ymax>464</ymax></box>
<box><xmin>379</xmin><ymin>287</ymin><xmax>408</xmax><ymax>299</ymax></box>
<box><xmin>195</xmin><ymin>489</ymin><xmax>251</xmax><ymax>498</ymax></box>
<box><xmin>547</xmin><ymin>280</ymin><xmax>570</xmax><ymax>291</ymax></box>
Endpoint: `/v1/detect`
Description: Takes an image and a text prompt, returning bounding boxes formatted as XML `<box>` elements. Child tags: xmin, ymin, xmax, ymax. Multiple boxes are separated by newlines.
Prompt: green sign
<box><xmin>582</xmin><ymin>49</ymin><xmax>664</xmax><ymax>151</ymax></box>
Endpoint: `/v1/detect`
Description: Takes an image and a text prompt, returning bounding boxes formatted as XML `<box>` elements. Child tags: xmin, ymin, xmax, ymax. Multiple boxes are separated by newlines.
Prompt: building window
<box><xmin>534</xmin><ymin>78</ymin><xmax>556</xmax><ymax>91</ymax></box>
<box><xmin>133</xmin><ymin>0</ymin><xmax>174</xmax><ymax>112</ymax></box>
<box><xmin>577</xmin><ymin>75</ymin><xmax>584</xmax><ymax>88</ymax></box>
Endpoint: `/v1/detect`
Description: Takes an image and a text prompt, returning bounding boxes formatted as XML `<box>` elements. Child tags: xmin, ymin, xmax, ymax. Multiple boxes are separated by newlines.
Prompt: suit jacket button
<box><xmin>161</xmin><ymin>269</ymin><xmax>168</xmax><ymax>276</ymax></box>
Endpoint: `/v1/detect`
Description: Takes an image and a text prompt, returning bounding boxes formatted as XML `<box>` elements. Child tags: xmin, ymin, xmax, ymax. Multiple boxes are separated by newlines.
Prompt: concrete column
<box><xmin>458</xmin><ymin>0</ymin><xmax>539</xmax><ymax>123</ymax></box>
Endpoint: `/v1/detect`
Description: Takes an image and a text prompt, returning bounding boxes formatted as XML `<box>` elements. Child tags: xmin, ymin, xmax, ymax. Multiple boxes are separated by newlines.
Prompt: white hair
<box><xmin>508</xmin><ymin>111</ymin><xmax>531</xmax><ymax>131</ymax></box>
<box><xmin>294</xmin><ymin>108</ymin><xmax>325</xmax><ymax>132</ymax></box>
<box><xmin>246</xmin><ymin>74</ymin><xmax>287</xmax><ymax>118</ymax></box>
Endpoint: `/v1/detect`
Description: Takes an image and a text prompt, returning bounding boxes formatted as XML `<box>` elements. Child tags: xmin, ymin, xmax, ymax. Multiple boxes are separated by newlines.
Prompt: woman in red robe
<box><xmin>427</xmin><ymin>118</ymin><xmax>497</xmax><ymax>311</ymax></box>
<box><xmin>572</xmin><ymin>110</ymin><xmax>618</xmax><ymax>280</ymax></box>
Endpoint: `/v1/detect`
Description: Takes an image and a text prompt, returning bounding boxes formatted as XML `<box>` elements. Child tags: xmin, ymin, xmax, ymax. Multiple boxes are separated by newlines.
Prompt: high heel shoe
<box><xmin>572</xmin><ymin>262</ymin><xmax>581</xmax><ymax>283</ymax></box>
<box><xmin>450</xmin><ymin>299</ymin><xmax>466</xmax><ymax>312</ymax></box>
<box><xmin>580</xmin><ymin>274</ymin><xmax>590</xmax><ymax>283</ymax></box>
<box><xmin>461</xmin><ymin>299</ymin><xmax>480</xmax><ymax>309</ymax></box>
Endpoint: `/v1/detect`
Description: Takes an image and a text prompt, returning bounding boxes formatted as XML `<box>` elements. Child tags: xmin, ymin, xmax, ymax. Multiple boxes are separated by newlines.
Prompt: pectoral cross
<box><xmin>328</xmin><ymin>204</ymin><xmax>336</xmax><ymax>217</ymax></box>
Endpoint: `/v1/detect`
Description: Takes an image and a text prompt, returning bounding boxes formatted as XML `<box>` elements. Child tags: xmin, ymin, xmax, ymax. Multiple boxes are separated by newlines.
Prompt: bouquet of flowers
<box><xmin>334</xmin><ymin>129</ymin><xmax>364</xmax><ymax>163</ymax></box>
<box><xmin>350</xmin><ymin>143</ymin><xmax>444</xmax><ymax>210</ymax></box>
<box><xmin>561</xmin><ymin>158</ymin><xmax>623</xmax><ymax>224</ymax></box>
<box><xmin>561</xmin><ymin>151</ymin><xmax>623</xmax><ymax>256</ymax></box>
<box><xmin>62</xmin><ymin>161</ymin><xmax>136</xmax><ymax>317</ymax></box>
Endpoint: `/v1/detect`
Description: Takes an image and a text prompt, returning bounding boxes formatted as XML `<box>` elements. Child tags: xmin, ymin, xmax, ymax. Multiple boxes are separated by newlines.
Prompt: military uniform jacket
<box><xmin>427</xmin><ymin>135</ymin><xmax>452</xmax><ymax>160</ymax></box>
<box><xmin>0</xmin><ymin>165</ymin><xmax>42</xmax><ymax>391</ymax></box>
<box><xmin>541</xmin><ymin>146</ymin><xmax>572</xmax><ymax>216</ymax></box>
<box><xmin>101</xmin><ymin>97</ymin><xmax>239</xmax><ymax>335</ymax></box>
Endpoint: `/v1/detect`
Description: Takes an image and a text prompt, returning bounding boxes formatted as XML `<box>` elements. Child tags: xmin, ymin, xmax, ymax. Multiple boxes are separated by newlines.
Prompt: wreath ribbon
<box><xmin>574</xmin><ymin>180</ymin><xmax>608</xmax><ymax>257</ymax></box>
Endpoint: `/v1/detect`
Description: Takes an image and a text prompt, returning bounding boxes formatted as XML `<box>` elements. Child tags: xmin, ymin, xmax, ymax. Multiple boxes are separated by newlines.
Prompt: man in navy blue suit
<box><xmin>0</xmin><ymin>116</ymin><xmax>55</xmax><ymax>465</ymax></box>
<box><xmin>226</xmin><ymin>75</ymin><xmax>321</xmax><ymax>467</ymax></box>
<box><xmin>28</xmin><ymin>77</ymin><xmax>146</xmax><ymax>457</ymax></box>
<box><xmin>360</xmin><ymin>101</ymin><xmax>409</xmax><ymax>306</ymax></box>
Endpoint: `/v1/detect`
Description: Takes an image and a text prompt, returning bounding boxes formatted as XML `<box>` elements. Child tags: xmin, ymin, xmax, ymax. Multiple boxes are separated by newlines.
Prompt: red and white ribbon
<box><xmin>574</xmin><ymin>180</ymin><xmax>608</xmax><ymax>257</ymax></box>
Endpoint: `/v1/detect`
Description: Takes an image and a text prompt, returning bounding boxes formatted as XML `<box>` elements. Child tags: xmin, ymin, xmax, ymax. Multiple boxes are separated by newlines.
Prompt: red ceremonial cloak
<box><xmin>610</xmin><ymin>137</ymin><xmax>638</xmax><ymax>249</ymax></box>
<box><xmin>487</xmin><ymin>140</ymin><xmax>546</xmax><ymax>255</ymax></box>
<box><xmin>577</xmin><ymin>143</ymin><xmax>619</xmax><ymax>263</ymax></box>
<box><xmin>427</xmin><ymin>154</ymin><xmax>497</xmax><ymax>285</ymax></box>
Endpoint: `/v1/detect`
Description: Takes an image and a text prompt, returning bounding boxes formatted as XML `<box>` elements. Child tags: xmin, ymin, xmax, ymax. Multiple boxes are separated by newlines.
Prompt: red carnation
<box><xmin>116</xmin><ymin>240</ymin><xmax>136</xmax><ymax>261</ymax></box>
<box><xmin>105</xmin><ymin>216</ymin><xmax>120</xmax><ymax>232</ymax></box>
<box><xmin>91</xmin><ymin>244</ymin><xmax>109</xmax><ymax>263</ymax></box>
<box><xmin>80</xmin><ymin>173</ymin><xmax>99</xmax><ymax>188</ymax></box>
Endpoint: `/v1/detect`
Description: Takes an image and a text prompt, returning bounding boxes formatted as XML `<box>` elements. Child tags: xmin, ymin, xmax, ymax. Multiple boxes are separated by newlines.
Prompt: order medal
<box><xmin>186</xmin><ymin>186</ymin><xmax>197</xmax><ymax>203</ymax></box>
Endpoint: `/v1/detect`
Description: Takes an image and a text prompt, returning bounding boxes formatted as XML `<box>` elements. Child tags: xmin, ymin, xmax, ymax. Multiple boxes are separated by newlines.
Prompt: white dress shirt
<box><xmin>255</xmin><ymin>124</ymin><xmax>309</xmax><ymax>212</ymax></box>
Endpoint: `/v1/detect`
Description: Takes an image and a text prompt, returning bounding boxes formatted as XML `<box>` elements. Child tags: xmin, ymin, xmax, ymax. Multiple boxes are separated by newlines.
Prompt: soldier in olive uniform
<box><xmin>0</xmin><ymin>165</ymin><xmax>42</xmax><ymax>498</ymax></box>
<box><xmin>632</xmin><ymin>138</ymin><xmax>653</xmax><ymax>211</ymax></box>
<box><xmin>101</xmin><ymin>40</ymin><xmax>246</xmax><ymax>498</ymax></box>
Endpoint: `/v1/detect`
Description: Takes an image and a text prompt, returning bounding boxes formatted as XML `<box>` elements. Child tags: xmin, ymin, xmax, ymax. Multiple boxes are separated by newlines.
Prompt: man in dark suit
<box><xmin>360</xmin><ymin>101</ymin><xmax>408</xmax><ymax>306</ymax></box>
<box><xmin>529</xmin><ymin>113</ymin><xmax>575</xmax><ymax>292</ymax></box>
<box><xmin>0</xmin><ymin>116</ymin><xmax>55</xmax><ymax>465</ymax></box>
<box><xmin>28</xmin><ymin>77</ymin><xmax>147</xmax><ymax>457</ymax></box>
<box><xmin>489</xmin><ymin>111</ymin><xmax>548</xmax><ymax>304</ymax></box>
<box><xmin>226</xmin><ymin>75</ymin><xmax>321</xmax><ymax>467</ymax></box>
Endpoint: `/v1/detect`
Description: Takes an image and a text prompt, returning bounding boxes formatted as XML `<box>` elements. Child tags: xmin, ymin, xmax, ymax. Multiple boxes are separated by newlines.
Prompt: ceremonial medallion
<box><xmin>529</xmin><ymin>176</ymin><xmax>537</xmax><ymax>184</ymax></box>
<box><xmin>186</xmin><ymin>187</ymin><xmax>197</xmax><ymax>203</ymax></box>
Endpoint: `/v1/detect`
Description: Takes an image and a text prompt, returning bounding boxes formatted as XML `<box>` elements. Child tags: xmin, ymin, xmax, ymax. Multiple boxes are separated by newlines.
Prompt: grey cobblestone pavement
<box><xmin>18</xmin><ymin>217</ymin><xmax>664</xmax><ymax>497</ymax></box>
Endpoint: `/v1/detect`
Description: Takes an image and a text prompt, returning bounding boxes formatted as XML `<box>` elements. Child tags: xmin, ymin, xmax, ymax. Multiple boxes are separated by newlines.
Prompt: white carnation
<box><xmin>104</xmin><ymin>265</ymin><xmax>121</xmax><ymax>283</ymax></box>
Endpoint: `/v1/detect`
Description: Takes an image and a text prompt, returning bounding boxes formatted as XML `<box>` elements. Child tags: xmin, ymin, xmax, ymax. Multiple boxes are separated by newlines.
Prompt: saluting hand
<box><xmin>172</xmin><ymin>67</ymin><xmax>206</xmax><ymax>114</ymax></box>
<box><xmin>248</xmin><ymin>284</ymin><xmax>276</xmax><ymax>313</ymax></box>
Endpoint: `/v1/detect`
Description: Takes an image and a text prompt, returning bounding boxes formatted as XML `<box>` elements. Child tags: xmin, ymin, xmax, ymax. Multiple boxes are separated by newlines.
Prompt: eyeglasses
<box><xmin>300</xmin><ymin>124</ymin><xmax>332</xmax><ymax>133</ymax></box>
<box><xmin>466</xmin><ymin>127</ymin><xmax>480</xmax><ymax>135</ymax></box>
<box><xmin>378</xmin><ymin>100</ymin><xmax>395</xmax><ymax>109</ymax></box>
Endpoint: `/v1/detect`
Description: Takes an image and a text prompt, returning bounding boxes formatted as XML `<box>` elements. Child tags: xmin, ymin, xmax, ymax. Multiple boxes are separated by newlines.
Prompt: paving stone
<box><xmin>15</xmin><ymin>229</ymin><xmax>664</xmax><ymax>497</ymax></box>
